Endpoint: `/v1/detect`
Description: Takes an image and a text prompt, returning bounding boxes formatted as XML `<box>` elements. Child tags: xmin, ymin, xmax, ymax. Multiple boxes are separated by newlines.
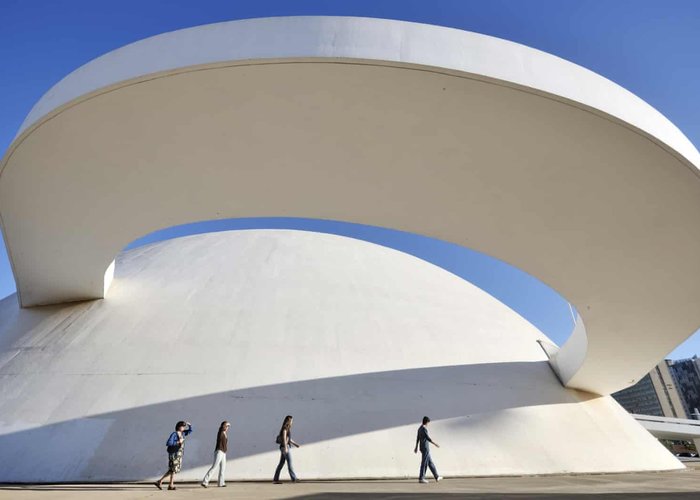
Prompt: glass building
<box><xmin>669</xmin><ymin>357</ymin><xmax>700</xmax><ymax>419</ymax></box>
<box><xmin>613</xmin><ymin>361</ymin><xmax>687</xmax><ymax>418</ymax></box>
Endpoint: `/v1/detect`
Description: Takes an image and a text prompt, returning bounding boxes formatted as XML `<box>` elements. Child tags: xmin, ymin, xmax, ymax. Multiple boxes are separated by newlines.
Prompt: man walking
<box><xmin>201</xmin><ymin>421</ymin><xmax>230</xmax><ymax>488</ymax></box>
<box><xmin>414</xmin><ymin>416</ymin><xmax>442</xmax><ymax>483</ymax></box>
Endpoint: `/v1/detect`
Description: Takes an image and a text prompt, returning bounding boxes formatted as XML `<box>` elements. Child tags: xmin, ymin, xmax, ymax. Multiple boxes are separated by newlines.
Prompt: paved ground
<box><xmin>3</xmin><ymin>464</ymin><xmax>700</xmax><ymax>499</ymax></box>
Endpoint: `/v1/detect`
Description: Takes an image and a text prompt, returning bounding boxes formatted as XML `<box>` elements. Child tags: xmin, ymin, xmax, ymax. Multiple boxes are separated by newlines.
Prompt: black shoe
<box><xmin>200</xmin><ymin>483</ymin><xmax>207</xmax><ymax>488</ymax></box>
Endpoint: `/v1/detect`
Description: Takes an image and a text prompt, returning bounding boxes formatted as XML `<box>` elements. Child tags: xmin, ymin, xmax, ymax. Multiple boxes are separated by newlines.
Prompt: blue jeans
<box><xmin>273</xmin><ymin>447</ymin><xmax>297</xmax><ymax>481</ymax></box>
<box><xmin>419</xmin><ymin>449</ymin><xmax>439</xmax><ymax>480</ymax></box>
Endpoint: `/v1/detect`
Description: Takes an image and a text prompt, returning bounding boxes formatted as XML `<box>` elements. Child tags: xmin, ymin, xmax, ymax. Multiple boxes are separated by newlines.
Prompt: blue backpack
<box><xmin>166</xmin><ymin>432</ymin><xmax>180</xmax><ymax>454</ymax></box>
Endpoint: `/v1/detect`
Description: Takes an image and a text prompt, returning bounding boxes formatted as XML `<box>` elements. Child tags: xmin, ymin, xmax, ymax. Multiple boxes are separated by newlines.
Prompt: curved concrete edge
<box><xmin>103</xmin><ymin>260</ymin><xmax>115</xmax><ymax>297</ymax></box>
<box><xmin>15</xmin><ymin>16</ymin><xmax>700</xmax><ymax>171</ymax></box>
<box><xmin>551</xmin><ymin>314</ymin><xmax>589</xmax><ymax>388</ymax></box>
<box><xmin>2</xmin><ymin>16</ymin><xmax>700</xmax><ymax>398</ymax></box>
<box><xmin>539</xmin><ymin>314</ymin><xmax>589</xmax><ymax>390</ymax></box>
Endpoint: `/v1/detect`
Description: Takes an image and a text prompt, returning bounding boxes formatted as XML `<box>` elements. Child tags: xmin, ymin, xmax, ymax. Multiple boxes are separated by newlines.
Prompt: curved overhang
<box><xmin>1</xmin><ymin>16</ymin><xmax>700</xmax><ymax>395</ymax></box>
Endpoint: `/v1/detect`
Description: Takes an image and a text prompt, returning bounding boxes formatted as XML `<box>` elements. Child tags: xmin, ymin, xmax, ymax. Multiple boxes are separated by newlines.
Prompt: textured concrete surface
<box><xmin>3</xmin><ymin>465</ymin><xmax>700</xmax><ymax>499</ymax></box>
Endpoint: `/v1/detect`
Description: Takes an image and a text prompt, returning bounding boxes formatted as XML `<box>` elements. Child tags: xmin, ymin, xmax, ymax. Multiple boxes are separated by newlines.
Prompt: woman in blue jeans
<box><xmin>273</xmin><ymin>415</ymin><xmax>301</xmax><ymax>483</ymax></box>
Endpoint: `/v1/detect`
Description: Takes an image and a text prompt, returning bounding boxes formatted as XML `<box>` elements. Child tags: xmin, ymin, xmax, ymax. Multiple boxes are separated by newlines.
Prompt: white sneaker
<box><xmin>436</xmin><ymin>476</ymin><xmax>443</xmax><ymax>482</ymax></box>
<box><xmin>419</xmin><ymin>478</ymin><xmax>429</xmax><ymax>483</ymax></box>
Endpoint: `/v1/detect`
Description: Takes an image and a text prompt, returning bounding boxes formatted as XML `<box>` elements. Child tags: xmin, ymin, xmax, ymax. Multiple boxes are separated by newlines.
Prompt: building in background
<box><xmin>669</xmin><ymin>357</ymin><xmax>700</xmax><ymax>419</ymax></box>
<box><xmin>613</xmin><ymin>361</ymin><xmax>688</xmax><ymax>419</ymax></box>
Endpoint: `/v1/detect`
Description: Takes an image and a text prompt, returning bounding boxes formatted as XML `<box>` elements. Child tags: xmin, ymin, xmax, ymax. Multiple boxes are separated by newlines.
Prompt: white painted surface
<box><xmin>2</xmin><ymin>16</ymin><xmax>700</xmax><ymax>396</ymax></box>
<box><xmin>634</xmin><ymin>414</ymin><xmax>700</xmax><ymax>441</ymax></box>
<box><xmin>16</xmin><ymin>16</ymin><xmax>700</xmax><ymax>168</ymax></box>
<box><xmin>0</xmin><ymin>231</ymin><xmax>682</xmax><ymax>481</ymax></box>
<box><xmin>548</xmin><ymin>314</ymin><xmax>587</xmax><ymax>386</ymax></box>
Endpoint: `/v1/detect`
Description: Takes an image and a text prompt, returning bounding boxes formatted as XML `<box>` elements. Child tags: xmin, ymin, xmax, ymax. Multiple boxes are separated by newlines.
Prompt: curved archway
<box><xmin>1</xmin><ymin>17</ymin><xmax>700</xmax><ymax>395</ymax></box>
<box><xmin>122</xmin><ymin>216</ymin><xmax>577</xmax><ymax>345</ymax></box>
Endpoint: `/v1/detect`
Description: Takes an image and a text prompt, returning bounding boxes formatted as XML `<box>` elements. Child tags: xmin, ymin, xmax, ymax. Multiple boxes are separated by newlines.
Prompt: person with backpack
<box><xmin>155</xmin><ymin>421</ymin><xmax>193</xmax><ymax>490</ymax></box>
<box><xmin>273</xmin><ymin>415</ymin><xmax>301</xmax><ymax>483</ymax></box>
<box><xmin>201</xmin><ymin>421</ymin><xmax>230</xmax><ymax>488</ymax></box>
<box><xmin>414</xmin><ymin>416</ymin><xmax>443</xmax><ymax>483</ymax></box>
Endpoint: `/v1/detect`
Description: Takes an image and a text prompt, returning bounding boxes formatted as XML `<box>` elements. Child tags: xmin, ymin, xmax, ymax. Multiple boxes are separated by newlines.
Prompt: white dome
<box><xmin>0</xmin><ymin>230</ymin><xmax>680</xmax><ymax>481</ymax></box>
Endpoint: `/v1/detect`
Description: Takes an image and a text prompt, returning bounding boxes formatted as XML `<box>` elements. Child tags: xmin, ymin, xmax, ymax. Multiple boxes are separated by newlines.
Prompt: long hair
<box><xmin>219</xmin><ymin>421</ymin><xmax>229</xmax><ymax>432</ymax></box>
<box><xmin>175</xmin><ymin>420</ymin><xmax>187</xmax><ymax>431</ymax></box>
<box><xmin>279</xmin><ymin>415</ymin><xmax>293</xmax><ymax>436</ymax></box>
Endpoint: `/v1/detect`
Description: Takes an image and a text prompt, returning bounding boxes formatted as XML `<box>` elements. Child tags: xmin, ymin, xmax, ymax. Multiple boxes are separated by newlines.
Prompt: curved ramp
<box><xmin>1</xmin><ymin>17</ymin><xmax>700</xmax><ymax>395</ymax></box>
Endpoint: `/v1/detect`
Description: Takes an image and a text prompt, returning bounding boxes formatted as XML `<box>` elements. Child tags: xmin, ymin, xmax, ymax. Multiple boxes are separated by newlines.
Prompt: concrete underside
<box><xmin>0</xmin><ymin>230</ymin><xmax>681</xmax><ymax>481</ymax></box>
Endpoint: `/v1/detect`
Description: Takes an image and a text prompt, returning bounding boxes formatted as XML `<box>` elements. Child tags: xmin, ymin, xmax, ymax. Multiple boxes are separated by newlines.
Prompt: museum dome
<box><xmin>0</xmin><ymin>230</ymin><xmax>679</xmax><ymax>481</ymax></box>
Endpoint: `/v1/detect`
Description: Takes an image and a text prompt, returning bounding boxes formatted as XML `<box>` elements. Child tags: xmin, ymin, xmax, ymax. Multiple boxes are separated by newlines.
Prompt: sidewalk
<box><xmin>2</xmin><ymin>465</ymin><xmax>700</xmax><ymax>499</ymax></box>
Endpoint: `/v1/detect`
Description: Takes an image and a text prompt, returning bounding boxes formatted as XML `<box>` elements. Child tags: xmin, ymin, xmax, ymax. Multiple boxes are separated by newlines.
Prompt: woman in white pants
<box><xmin>201</xmin><ymin>421</ymin><xmax>230</xmax><ymax>488</ymax></box>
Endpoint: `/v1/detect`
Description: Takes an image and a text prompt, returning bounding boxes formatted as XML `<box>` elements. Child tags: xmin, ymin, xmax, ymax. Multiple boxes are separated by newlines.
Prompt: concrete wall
<box><xmin>0</xmin><ymin>230</ymin><xmax>681</xmax><ymax>481</ymax></box>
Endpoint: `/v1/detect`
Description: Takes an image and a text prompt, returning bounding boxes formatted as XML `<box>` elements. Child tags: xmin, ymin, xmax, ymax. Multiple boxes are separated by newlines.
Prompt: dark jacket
<box><xmin>215</xmin><ymin>429</ymin><xmax>228</xmax><ymax>453</ymax></box>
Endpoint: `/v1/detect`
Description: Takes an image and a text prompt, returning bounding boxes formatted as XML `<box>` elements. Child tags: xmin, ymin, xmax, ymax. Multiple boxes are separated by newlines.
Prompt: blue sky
<box><xmin>1</xmin><ymin>0</ymin><xmax>699</xmax><ymax>358</ymax></box>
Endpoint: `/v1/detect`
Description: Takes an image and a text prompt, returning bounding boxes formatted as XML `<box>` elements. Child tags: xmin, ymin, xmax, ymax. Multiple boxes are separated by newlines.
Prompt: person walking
<box><xmin>201</xmin><ymin>421</ymin><xmax>230</xmax><ymax>488</ymax></box>
<box><xmin>273</xmin><ymin>415</ymin><xmax>301</xmax><ymax>483</ymax></box>
<box><xmin>156</xmin><ymin>421</ymin><xmax>193</xmax><ymax>491</ymax></box>
<box><xmin>414</xmin><ymin>416</ymin><xmax>442</xmax><ymax>484</ymax></box>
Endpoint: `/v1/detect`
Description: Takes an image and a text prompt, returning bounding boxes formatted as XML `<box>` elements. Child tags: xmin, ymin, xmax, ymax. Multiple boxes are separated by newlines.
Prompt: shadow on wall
<box><xmin>0</xmin><ymin>351</ymin><xmax>595</xmax><ymax>482</ymax></box>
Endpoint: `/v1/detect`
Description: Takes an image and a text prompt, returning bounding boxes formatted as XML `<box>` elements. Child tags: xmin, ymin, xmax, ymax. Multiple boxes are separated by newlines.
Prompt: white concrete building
<box><xmin>0</xmin><ymin>231</ymin><xmax>682</xmax><ymax>481</ymax></box>
<box><xmin>0</xmin><ymin>16</ymin><xmax>699</xmax><ymax>481</ymax></box>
